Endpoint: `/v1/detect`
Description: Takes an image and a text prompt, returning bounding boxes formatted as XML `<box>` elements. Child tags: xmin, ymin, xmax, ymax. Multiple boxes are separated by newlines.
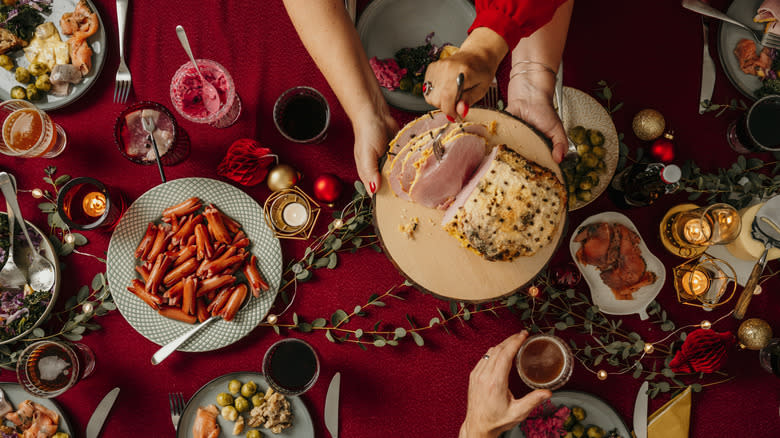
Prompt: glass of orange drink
<box><xmin>0</xmin><ymin>100</ymin><xmax>67</xmax><ymax>158</ymax></box>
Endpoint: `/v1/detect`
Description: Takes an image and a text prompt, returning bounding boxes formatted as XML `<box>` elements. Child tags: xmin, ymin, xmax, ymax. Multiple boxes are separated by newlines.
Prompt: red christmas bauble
<box><xmin>650</xmin><ymin>132</ymin><xmax>675</xmax><ymax>163</ymax></box>
<box><xmin>313</xmin><ymin>173</ymin><xmax>344</xmax><ymax>203</ymax></box>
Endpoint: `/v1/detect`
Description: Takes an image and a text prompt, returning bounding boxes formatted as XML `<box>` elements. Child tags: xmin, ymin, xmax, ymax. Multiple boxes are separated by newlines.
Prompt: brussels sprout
<box><xmin>591</xmin><ymin>146</ymin><xmax>606</xmax><ymax>159</ymax></box>
<box><xmin>241</xmin><ymin>381</ymin><xmax>258</xmax><ymax>398</ymax></box>
<box><xmin>571</xmin><ymin>406</ymin><xmax>586</xmax><ymax>421</ymax></box>
<box><xmin>399</xmin><ymin>77</ymin><xmax>412</xmax><ymax>92</ymax></box>
<box><xmin>25</xmin><ymin>84</ymin><xmax>42</xmax><ymax>101</ymax></box>
<box><xmin>234</xmin><ymin>396</ymin><xmax>250</xmax><ymax>413</ymax></box>
<box><xmin>52</xmin><ymin>434</ymin><xmax>70</xmax><ymax>438</ymax></box>
<box><xmin>563</xmin><ymin>433</ymin><xmax>575</xmax><ymax>438</ymax></box>
<box><xmin>246</xmin><ymin>430</ymin><xmax>262</xmax><ymax>438</ymax></box>
<box><xmin>581</xmin><ymin>153</ymin><xmax>599</xmax><ymax>169</ymax></box>
<box><xmin>576</xmin><ymin>190</ymin><xmax>592</xmax><ymax>202</ymax></box>
<box><xmin>15</xmin><ymin>67</ymin><xmax>31</xmax><ymax>84</ymax></box>
<box><xmin>251</xmin><ymin>393</ymin><xmax>265</xmax><ymax>407</ymax></box>
<box><xmin>221</xmin><ymin>405</ymin><xmax>238</xmax><ymax>421</ymax></box>
<box><xmin>576</xmin><ymin>144</ymin><xmax>590</xmax><ymax>156</ymax></box>
<box><xmin>578</xmin><ymin>179</ymin><xmax>593</xmax><ymax>191</ymax></box>
<box><xmin>28</xmin><ymin>62</ymin><xmax>48</xmax><ymax>76</ymax></box>
<box><xmin>412</xmin><ymin>82</ymin><xmax>423</xmax><ymax>96</ymax></box>
<box><xmin>10</xmin><ymin>85</ymin><xmax>25</xmax><ymax>100</ymax></box>
<box><xmin>568</xmin><ymin>126</ymin><xmax>587</xmax><ymax>144</ymax></box>
<box><xmin>563</xmin><ymin>412</ymin><xmax>577</xmax><ymax>429</ymax></box>
<box><xmin>35</xmin><ymin>74</ymin><xmax>51</xmax><ymax>92</ymax></box>
<box><xmin>571</xmin><ymin>423</ymin><xmax>585</xmax><ymax>438</ymax></box>
<box><xmin>585</xmin><ymin>425</ymin><xmax>604</xmax><ymax>438</ymax></box>
<box><xmin>0</xmin><ymin>55</ymin><xmax>13</xmax><ymax>71</ymax></box>
<box><xmin>228</xmin><ymin>379</ymin><xmax>242</xmax><ymax>394</ymax></box>
<box><xmin>216</xmin><ymin>392</ymin><xmax>234</xmax><ymax>407</ymax></box>
<box><xmin>587</xmin><ymin>129</ymin><xmax>605</xmax><ymax>147</ymax></box>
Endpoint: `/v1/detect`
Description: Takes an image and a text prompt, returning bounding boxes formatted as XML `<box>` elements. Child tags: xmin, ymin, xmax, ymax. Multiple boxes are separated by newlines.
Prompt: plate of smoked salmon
<box><xmin>717</xmin><ymin>0</ymin><xmax>767</xmax><ymax>100</ymax></box>
<box><xmin>569</xmin><ymin>212</ymin><xmax>665</xmax><ymax>320</ymax></box>
<box><xmin>0</xmin><ymin>0</ymin><xmax>107</xmax><ymax>110</ymax></box>
<box><xmin>0</xmin><ymin>383</ymin><xmax>73</xmax><ymax>437</ymax></box>
<box><xmin>374</xmin><ymin>108</ymin><xmax>568</xmax><ymax>302</ymax></box>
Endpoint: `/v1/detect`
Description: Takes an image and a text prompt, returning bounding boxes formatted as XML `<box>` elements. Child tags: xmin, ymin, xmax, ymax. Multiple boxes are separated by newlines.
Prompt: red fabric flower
<box><xmin>669</xmin><ymin>329</ymin><xmax>734</xmax><ymax>374</ymax></box>
<box><xmin>217</xmin><ymin>139</ymin><xmax>276</xmax><ymax>186</ymax></box>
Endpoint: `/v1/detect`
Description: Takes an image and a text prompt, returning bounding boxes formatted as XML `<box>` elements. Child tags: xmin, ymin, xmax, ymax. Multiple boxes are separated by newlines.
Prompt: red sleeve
<box><xmin>469</xmin><ymin>0</ymin><xmax>569</xmax><ymax>49</ymax></box>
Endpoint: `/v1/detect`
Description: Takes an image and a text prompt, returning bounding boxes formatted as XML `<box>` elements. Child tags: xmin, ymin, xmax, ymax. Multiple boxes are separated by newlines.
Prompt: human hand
<box><xmin>352</xmin><ymin>102</ymin><xmax>399</xmax><ymax>194</ymax></box>
<box><xmin>505</xmin><ymin>73</ymin><xmax>567</xmax><ymax>163</ymax></box>
<box><xmin>423</xmin><ymin>49</ymin><xmax>495</xmax><ymax>119</ymax></box>
<box><xmin>459</xmin><ymin>331</ymin><xmax>552</xmax><ymax>438</ymax></box>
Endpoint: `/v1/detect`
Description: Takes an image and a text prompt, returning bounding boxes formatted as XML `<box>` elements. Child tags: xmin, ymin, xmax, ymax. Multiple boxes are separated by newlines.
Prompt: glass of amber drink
<box><xmin>0</xmin><ymin>100</ymin><xmax>67</xmax><ymax>158</ymax></box>
<box><xmin>515</xmin><ymin>334</ymin><xmax>573</xmax><ymax>390</ymax></box>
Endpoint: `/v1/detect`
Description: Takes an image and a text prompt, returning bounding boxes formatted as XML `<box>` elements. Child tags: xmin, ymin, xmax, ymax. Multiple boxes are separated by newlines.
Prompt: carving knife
<box><xmin>324</xmin><ymin>372</ymin><xmax>341</xmax><ymax>438</ymax></box>
<box><xmin>86</xmin><ymin>387</ymin><xmax>120</xmax><ymax>438</ymax></box>
<box><xmin>699</xmin><ymin>18</ymin><xmax>716</xmax><ymax>114</ymax></box>
<box><xmin>633</xmin><ymin>381</ymin><xmax>648</xmax><ymax>438</ymax></box>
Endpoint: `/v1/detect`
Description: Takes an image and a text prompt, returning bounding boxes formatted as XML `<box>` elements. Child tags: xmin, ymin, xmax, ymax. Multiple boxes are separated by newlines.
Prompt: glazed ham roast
<box><xmin>574</xmin><ymin>222</ymin><xmax>657</xmax><ymax>299</ymax></box>
<box><xmin>385</xmin><ymin>111</ymin><xmax>566</xmax><ymax>261</ymax></box>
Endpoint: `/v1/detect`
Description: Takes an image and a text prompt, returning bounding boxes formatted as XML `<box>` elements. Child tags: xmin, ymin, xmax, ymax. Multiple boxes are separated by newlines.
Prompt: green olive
<box><xmin>15</xmin><ymin>67</ymin><xmax>31</xmax><ymax>84</ymax></box>
<box><xmin>246</xmin><ymin>430</ymin><xmax>262</xmax><ymax>438</ymax></box>
<box><xmin>221</xmin><ymin>405</ymin><xmax>239</xmax><ymax>422</ymax></box>
<box><xmin>241</xmin><ymin>381</ymin><xmax>258</xmax><ymax>398</ymax></box>
<box><xmin>0</xmin><ymin>55</ymin><xmax>13</xmax><ymax>71</ymax></box>
<box><xmin>35</xmin><ymin>74</ymin><xmax>51</xmax><ymax>92</ymax></box>
<box><xmin>234</xmin><ymin>396</ymin><xmax>250</xmax><ymax>413</ymax></box>
<box><xmin>10</xmin><ymin>85</ymin><xmax>25</xmax><ymax>100</ymax></box>
<box><xmin>25</xmin><ymin>84</ymin><xmax>41</xmax><ymax>101</ymax></box>
<box><xmin>251</xmin><ymin>393</ymin><xmax>265</xmax><ymax>407</ymax></box>
<box><xmin>28</xmin><ymin>62</ymin><xmax>48</xmax><ymax>76</ymax></box>
<box><xmin>228</xmin><ymin>379</ymin><xmax>242</xmax><ymax>394</ymax></box>
<box><xmin>216</xmin><ymin>392</ymin><xmax>234</xmax><ymax>407</ymax></box>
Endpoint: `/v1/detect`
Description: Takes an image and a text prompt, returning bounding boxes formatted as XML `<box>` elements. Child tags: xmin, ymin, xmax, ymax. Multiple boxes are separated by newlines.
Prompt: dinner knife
<box><xmin>699</xmin><ymin>18</ymin><xmax>716</xmax><ymax>114</ymax></box>
<box><xmin>633</xmin><ymin>381</ymin><xmax>648</xmax><ymax>438</ymax></box>
<box><xmin>86</xmin><ymin>387</ymin><xmax>120</xmax><ymax>438</ymax></box>
<box><xmin>324</xmin><ymin>372</ymin><xmax>341</xmax><ymax>438</ymax></box>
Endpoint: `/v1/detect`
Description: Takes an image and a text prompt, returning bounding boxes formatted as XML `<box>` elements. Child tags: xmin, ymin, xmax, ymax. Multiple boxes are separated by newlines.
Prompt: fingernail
<box><xmin>463</xmin><ymin>103</ymin><xmax>469</xmax><ymax>118</ymax></box>
<box><xmin>369</xmin><ymin>181</ymin><xmax>376</xmax><ymax>194</ymax></box>
<box><xmin>446</xmin><ymin>115</ymin><xmax>455</xmax><ymax>122</ymax></box>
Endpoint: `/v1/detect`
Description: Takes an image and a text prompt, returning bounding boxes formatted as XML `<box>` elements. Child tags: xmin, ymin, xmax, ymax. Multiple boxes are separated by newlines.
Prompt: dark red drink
<box><xmin>263</xmin><ymin>338</ymin><xmax>319</xmax><ymax>395</ymax></box>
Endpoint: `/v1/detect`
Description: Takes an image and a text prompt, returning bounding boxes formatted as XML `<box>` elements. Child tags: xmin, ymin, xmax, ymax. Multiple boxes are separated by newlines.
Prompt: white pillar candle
<box><xmin>282</xmin><ymin>202</ymin><xmax>308</xmax><ymax>227</ymax></box>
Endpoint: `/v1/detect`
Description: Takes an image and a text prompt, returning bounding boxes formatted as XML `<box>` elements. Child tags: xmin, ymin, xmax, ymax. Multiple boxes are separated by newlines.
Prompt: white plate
<box><xmin>0</xmin><ymin>382</ymin><xmax>73</xmax><ymax>435</ymax></box>
<box><xmin>106</xmin><ymin>178</ymin><xmax>282</xmax><ymax>352</ymax></box>
<box><xmin>717</xmin><ymin>0</ymin><xmax>765</xmax><ymax>100</ymax></box>
<box><xmin>176</xmin><ymin>372</ymin><xmax>314</xmax><ymax>438</ymax></box>
<box><xmin>502</xmin><ymin>390</ymin><xmax>630</xmax><ymax>438</ymax></box>
<box><xmin>357</xmin><ymin>0</ymin><xmax>475</xmax><ymax>112</ymax></box>
<box><xmin>568</xmin><ymin>212</ymin><xmax>665</xmax><ymax>320</ymax></box>
<box><xmin>0</xmin><ymin>0</ymin><xmax>107</xmax><ymax>110</ymax></box>
<box><xmin>559</xmin><ymin>87</ymin><xmax>619</xmax><ymax>211</ymax></box>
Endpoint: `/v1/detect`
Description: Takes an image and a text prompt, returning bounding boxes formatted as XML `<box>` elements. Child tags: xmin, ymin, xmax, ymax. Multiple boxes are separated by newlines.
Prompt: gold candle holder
<box><xmin>660</xmin><ymin>203</ymin><xmax>741</xmax><ymax>257</ymax></box>
<box><xmin>263</xmin><ymin>186</ymin><xmax>320</xmax><ymax>240</ymax></box>
<box><xmin>673</xmin><ymin>254</ymin><xmax>737</xmax><ymax>310</ymax></box>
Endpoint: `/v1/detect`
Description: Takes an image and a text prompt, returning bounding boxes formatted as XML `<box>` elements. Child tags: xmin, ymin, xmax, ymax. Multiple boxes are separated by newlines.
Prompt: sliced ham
<box><xmin>388</xmin><ymin>110</ymin><xmax>449</xmax><ymax>155</ymax></box>
<box><xmin>442</xmin><ymin>146</ymin><xmax>498</xmax><ymax>225</ymax></box>
<box><xmin>408</xmin><ymin>132</ymin><xmax>487</xmax><ymax>209</ymax></box>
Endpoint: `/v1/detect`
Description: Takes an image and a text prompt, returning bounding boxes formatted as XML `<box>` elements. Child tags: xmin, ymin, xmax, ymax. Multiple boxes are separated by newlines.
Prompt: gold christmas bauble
<box><xmin>738</xmin><ymin>318</ymin><xmax>773</xmax><ymax>350</ymax></box>
<box><xmin>632</xmin><ymin>109</ymin><xmax>666</xmax><ymax>141</ymax></box>
<box><xmin>267</xmin><ymin>164</ymin><xmax>301</xmax><ymax>192</ymax></box>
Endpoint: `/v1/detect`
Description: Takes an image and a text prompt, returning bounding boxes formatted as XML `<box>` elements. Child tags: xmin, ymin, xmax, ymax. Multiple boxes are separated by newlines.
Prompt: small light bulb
<box><xmin>644</xmin><ymin>343</ymin><xmax>654</xmax><ymax>354</ymax></box>
<box><xmin>528</xmin><ymin>286</ymin><xmax>540</xmax><ymax>297</ymax></box>
<box><xmin>266</xmin><ymin>314</ymin><xmax>278</xmax><ymax>325</ymax></box>
<box><xmin>333</xmin><ymin>219</ymin><xmax>344</xmax><ymax>229</ymax></box>
<box><xmin>753</xmin><ymin>285</ymin><xmax>762</xmax><ymax>295</ymax></box>
<box><xmin>82</xmin><ymin>302</ymin><xmax>94</xmax><ymax>314</ymax></box>
<box><xmin>31</xmin><ymin>188</ymin><xmax>43</xmax><ymax>199</ymax></box>
<box><xmin>701</xmin><ymin>320</ymin><xmax>712</xmax><ymax>330</ymax></box>
<box><xmin>64</xmin><ymin>233</ymin><xmax>75</xmax><ymax>244</ymax></box>
<box><xmin>597</xmin><ymin>369</ymin><xmax>608</xmax><ymax>381</ymax></box>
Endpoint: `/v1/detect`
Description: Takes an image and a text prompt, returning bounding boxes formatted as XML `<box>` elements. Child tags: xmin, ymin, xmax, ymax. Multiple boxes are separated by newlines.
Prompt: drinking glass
<box><xmin>17</xmin><ymin>340</ymin><xmax>95</xmax><ymax>398</ymax></box>
<box><xmin>0</xmin><ymin>100</ymin><xmax>67</xmax><ymax>158</ymax></box>
<box><xmin>114</xmin><ymin>101</ymin><xmax>190</xmax><ymax>165</ymax></box>
<box><xmin>57</xmin><ymin>177</ymin><xmax>125</xmax><ymax>230</ymax></box>
<box><xmin>668</xmin><ymin>203</ymin><xmax>741</xmax><ymax>255</ymax></box>
<box><xmin>262</xmin><ymin>338</ymin><xmax>320</xmax><ymax>396</ymax></box>
<box><xmin>673</xmin><ymin>254</ymin><xmax>737</xmax><ymax>311</ymax></box>
<box><xmin>727</xmin><ymin>95</ymin><xmax>780</xmax><ymax>153</ymax></box>
<box><xmin>273</xmin><ymin>86</ymin><xmax>330</xmax><ymax>143</ymax></box>
<box><xmin>515</xmin><ymin>334</ymin><xmax>573</xmax><ymax>390</ymax></box>
<box><xmin>170</xmin><ymin>59</ymin><xmax>241</xmax><ymax>128</ymax></box>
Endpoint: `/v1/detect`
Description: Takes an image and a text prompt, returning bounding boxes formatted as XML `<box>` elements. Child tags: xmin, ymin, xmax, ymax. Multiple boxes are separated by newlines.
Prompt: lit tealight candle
<box><xmin>82</xmin><ymin>191</ymin><xmax>107</xmax><ymax>217</ymax></box>
<box><xmin>683</xmin><ymin>218</ymin><xmax>712</xmax><ymax>245</ymax></box>
<box><xmin>682</xmin><ymin>269</ymin><xmax>710</xmax><ymax>296</ymax></box>
<box><xmin>282</xmin><ymin>202</ymin><xmax>308</xmax><ymax>228</ymax></box>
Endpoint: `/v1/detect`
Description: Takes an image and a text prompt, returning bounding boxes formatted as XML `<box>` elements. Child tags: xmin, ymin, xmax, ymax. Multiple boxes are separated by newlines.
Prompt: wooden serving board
<box><xmin>374</xmin><ymin>108</ymin><xmax>568</xmax><ymax>302</ymax></box>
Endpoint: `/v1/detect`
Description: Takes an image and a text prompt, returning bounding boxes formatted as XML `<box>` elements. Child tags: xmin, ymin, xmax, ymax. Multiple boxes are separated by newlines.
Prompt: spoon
<box><xmin>141</xmin><ymin>115</ymin><xmax>167</xmax><ymax>183</ymax></box>
<box><xmin>0</xmin><ymin>174</ymin><xmax>27</xmax><ymax>289</ymax></box>
<box><xmin>0</xmin><ymin>172</ymin><xmax>55</xmax><ymax>292</ymax></box>
<box><xmin>151</xmin><ymin>315</ymin><xmax>219</xmax><ymax>365</ymax></box>
<box><xmin>175</xmin><ymin>25</ymin><xmax>221</xmax><ymax>115</ymax></box>
<box><xmin>554</xmin><ymin>61</ymin><xmax>577</xmax><ymax>159</ymax></box>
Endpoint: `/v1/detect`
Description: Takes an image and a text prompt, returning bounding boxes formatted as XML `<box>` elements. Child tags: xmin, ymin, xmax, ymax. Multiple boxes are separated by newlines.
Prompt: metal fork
<box><xmin>554</xmin><ymin>61</ymin><xmax>577</xmax><ymax>158</ymax></box>
<box><xmin>762</xmin><ymin>28</ymin><xmax>780</xmax><ymax>49</ymax></box>
<box><xmin>483</xmin><ymin>77</ymin><xmax>500</xmax><ymax>109</ymax></box>
<box><xmin>168</xmin><ymin>392</ymin><xmax>185</xmax><ymax>431</ymax></box>
<box><xmin>113</xmin><ymin>0</ymin><xmax>132</xmax><ymax>103</ymax></box>
<box><xmin>682</xmin><ymin>0</ymin><xmax>780</xmax><ymax>49</ymax></box>
<box><xmin>432</xmin><ymin>72</ymin><xmax>465</xmax><ymax>161</ymax></box>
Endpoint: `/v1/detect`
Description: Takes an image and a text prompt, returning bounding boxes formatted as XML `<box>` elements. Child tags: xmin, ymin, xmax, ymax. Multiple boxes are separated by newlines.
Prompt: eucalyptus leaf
<box><xmin>76</xmin><ymin>286</ymin><xmax>89</xmax><ymax>302</ymax></box>
<box><xmin>31</xmin><ymin>328</ymin><xmax>45</xmax><ymax>338</ymax></box>
<box><xmin>331</xmin><ymin>309</ymin><xmax>349</xmax><ymax>326</ymax></box>
<box><xmin>62</xmin><ymin>333</ymin><xmax>82</xmax><ymax>341</ymax></box>
<box><xmin>394</xmin><ymin>327</ymin><xmax>407</xmax><ymax>339</ymax></box>
<box><xmin>325</xmin><ymin>329</ymin><xmax>335</xmax><ymax>343</ymax></box>
<box><xmin>373</xmin><ymin>338</ymin><xmax>387</xmax><ymax>347</ymax></box>
<box><xmin>355</xmin><ymin>328</ymin><xmax>363</xmax><ymax>338</ymax></box>
<box><xmin>298</xmin><ymin>322</ymin><xmax>313</xmax><ymax>333</ymax></box>
<box><xmin>327</xmin><ymin>252</ymin><xmax>338</xmax><ymax>269</ymax></box>
<box><xmin>312</xmin><ymin>318</ymin><xmax>327</xmax><ymax>328</ymax></box>
<box><xmin>54</xmin><ymin>174</ymin><xmax>71</xmax><ymax>186</ymax></box>
<box><xmin>37</xmin><ymin>202</ymin><xmax>56</xmax><ymax>213</ymax></box>
<box><xmin>411</xmin><ymin>331</ymin><xmax>424</xmax><ymax>346</ymax></box>
<box><xmin>92</xmin><ymin>273</ymin><xmax>105</xmax><ymax>291</ymax></box>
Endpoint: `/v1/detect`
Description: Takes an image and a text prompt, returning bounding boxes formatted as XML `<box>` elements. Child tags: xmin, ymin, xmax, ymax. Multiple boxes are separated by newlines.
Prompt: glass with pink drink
<box><xmin>169</xmin><ymin>59</ymin><xmax>241</xmax><ymax>128</ymax></box>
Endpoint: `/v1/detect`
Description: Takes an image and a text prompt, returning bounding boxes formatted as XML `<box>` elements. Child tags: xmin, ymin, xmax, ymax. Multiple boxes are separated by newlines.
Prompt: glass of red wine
<box><xmin>273</xmin><ymin>86</ymin><xmax>330</xmax><ymax>144</ymax></box>
<box><xmin>262</xmin><ymin>338</ymin><xmax>320</xmax><ymax>396</ymax></box>
<box><xmin>17</xmin><ymin>340</ymin><xmax>95</xmax><ymax>398</ymax></box>
<box><xmin>726</xmin><ymin>95</ymin><xmax>780</xmax><ymax>153</ymax></box>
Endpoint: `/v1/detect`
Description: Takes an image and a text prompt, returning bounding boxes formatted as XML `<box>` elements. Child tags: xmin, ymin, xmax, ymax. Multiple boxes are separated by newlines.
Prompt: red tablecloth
<box><xmin>1</xmin><ymin>0</ymin><xmax>779</xmax><ymax>437</ymax></box>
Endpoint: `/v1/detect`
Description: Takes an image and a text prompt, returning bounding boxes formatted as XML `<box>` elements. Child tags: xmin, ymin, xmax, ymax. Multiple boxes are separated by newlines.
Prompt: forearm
<box><xmin>458</xmin><ymin>417</ymin><xmax>497</xmax><ymax>438</ymax></box>
<box><xmin>282</xmin><ymin>0</ymin><xmax>384</xmax><ymax>122</ymax></box>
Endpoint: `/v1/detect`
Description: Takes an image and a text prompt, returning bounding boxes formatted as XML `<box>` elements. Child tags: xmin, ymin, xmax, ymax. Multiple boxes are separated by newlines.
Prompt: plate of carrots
<box><xmin>106</xmin><ymin>178</ymin><xmax>282</xmax><ymax>352</ymax></box>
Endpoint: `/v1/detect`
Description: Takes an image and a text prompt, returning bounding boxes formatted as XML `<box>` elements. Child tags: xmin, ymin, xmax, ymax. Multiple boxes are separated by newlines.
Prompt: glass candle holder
<box><xmin>661</xmin><ymin>203</ymin><xmax>741</xmax><ymax>257</ymax></box>
<box><xmin>263</xmin><ymin>186</ymin><xmax>320</xmax><ymax>240</ymax></box>
<box><xmin>273</xmin><ymin>86</ymin><xmax>330</xmax><ymax>143</ymax></box>
<box><xmin>515</xmin><ymin>334</ymin><xmax>573</xmax><ymax>390</ymax></box>
<box><xmin>673</xmin><ymin>254</ymin><xmax>737</xmax><ymax>311</ymax></box>
<box><xmin>262</xmin><ymin>338</ymin><xmax>320</xmax><ymax>396</ymax></box>
<box><xmin>57</xmin><ymin>177</ymin><xmax>125</xmax><ymax>230</ymax></box>
<box><xmin>114</xmin><ymin>101</ymin><xmax>190</xmax><ymax>165</ymax></box>
<box><xmin>17</xmin><ymin>340</ymin><xmax>95</xmax><ymax>398</ymax></box>
<box><xmin>170</xmin><ymin>59</ymin><xmax>241</xmax><ymax>128</ymax></box>
<box><xmin>0</xmin><ymin>100</ymin><xmax>67</xmax><ymax>158</ymax></box>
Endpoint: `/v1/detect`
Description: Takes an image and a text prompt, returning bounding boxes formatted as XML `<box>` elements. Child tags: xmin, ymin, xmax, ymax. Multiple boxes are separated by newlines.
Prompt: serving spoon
<box><xmin>0</xmin><ymin>174</ymin><xmax>27</xmax><ymax>289</ymax></box>
<box><xmin>0</xmin><ymin>172</ymin><xmax>55</xmax><ymax>292</ymax></box>
<box><xmin>175</xmin><ymin>25</ymin><xmax>221</xmax><ymax>115</ymax></box>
